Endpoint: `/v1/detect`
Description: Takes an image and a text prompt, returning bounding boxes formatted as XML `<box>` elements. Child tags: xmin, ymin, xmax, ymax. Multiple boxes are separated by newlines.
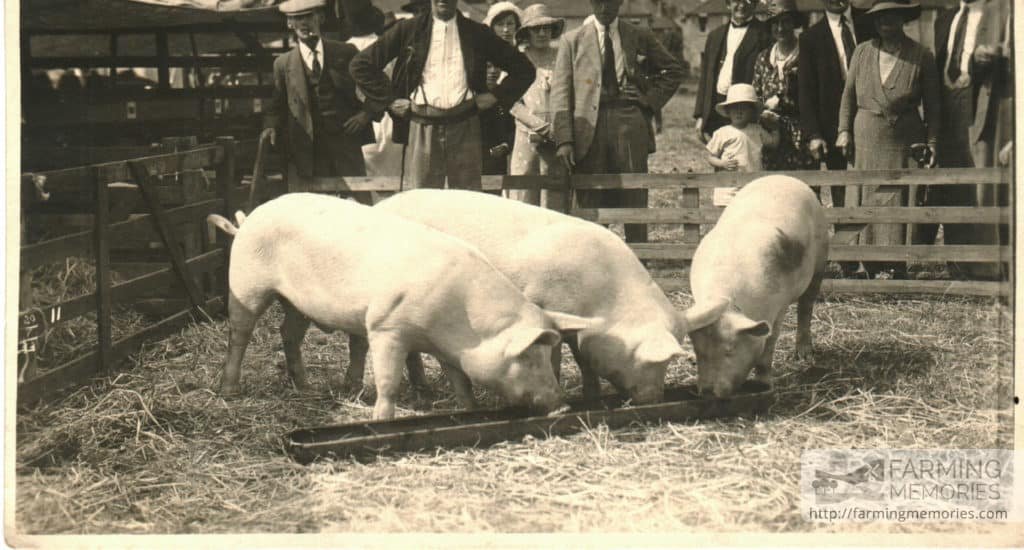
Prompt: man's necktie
<box><xmin>311</xmin><ymin>49</ymin><xmax>322</xmax><ymax>80</ymax></box>
<box><xmin>839</xmin><ymin>14</ymin><xmax>856</xmax><ymax>67</ymax></box>
<box><xmin>602</xmin><ymin>30</ymin><xmax>619</xmax><ymax>96</ymax></box>
<box><xmin>947</xmin><ymin>5</ymin><xmax>970</xmax><ymax>82</ymax></box>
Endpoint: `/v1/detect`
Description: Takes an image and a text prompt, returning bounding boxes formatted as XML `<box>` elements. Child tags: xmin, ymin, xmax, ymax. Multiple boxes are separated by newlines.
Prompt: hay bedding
<box><xmin>15</xmin><ymin>292</ymin><xmax>1012</xmax><ymax>535</ymax></box>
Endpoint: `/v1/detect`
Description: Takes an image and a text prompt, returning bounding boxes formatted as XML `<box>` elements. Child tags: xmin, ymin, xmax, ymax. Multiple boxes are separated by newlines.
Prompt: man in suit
<box><xmin>798</xmin><ymin>0</ymin><xmax>876</xmax><ymax>176</ymax></box>
<box><xmin>264</xmin><ymin>0</ymin><xmax>377</xmax><ymax>196</ymax></box>
<box><xmin>552</xmin><ymin>0</ymin><xmax>683</xmax><ymax>244</ymax></box>
<box><xmin>693</xmin><ymin>0</ymin><xmax>771</xmax><ymax>142</ymax></box>
<box><xmin>914</xmin><ymin>0</ymin><xmax>1010</xmax><ymax>279</ymax></box>
<box><xmin>350</xmin><ymin>0</ymin><xmax>535</xmax><ymax>190</ymax></box>
<box><xmin>797</xmin><ymin>0</ymin><xmax>875</xmax><ymax>276</ymax></box>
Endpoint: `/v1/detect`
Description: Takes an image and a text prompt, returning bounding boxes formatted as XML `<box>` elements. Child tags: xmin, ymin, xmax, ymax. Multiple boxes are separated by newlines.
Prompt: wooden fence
<box><xmin>17</xmin><ymin>137</ymin><xmax>289</xmax><ymax>406</ymax></box>
<box><xmin>288</xmin><ymin>166</ymin><xmax>1012</xmax><ymax>297</ymax></box>
<box><xmin>17</xmin><ymin>154</ymin><xmax>1008</xmax><ymax>405</ymax></box>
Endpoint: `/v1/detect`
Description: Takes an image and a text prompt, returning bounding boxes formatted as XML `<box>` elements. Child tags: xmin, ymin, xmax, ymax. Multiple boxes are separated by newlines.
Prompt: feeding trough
<box><xmin>284</xmin><ymin>380</ymin><xmax>775</xmax><ymax>464</ymax></box>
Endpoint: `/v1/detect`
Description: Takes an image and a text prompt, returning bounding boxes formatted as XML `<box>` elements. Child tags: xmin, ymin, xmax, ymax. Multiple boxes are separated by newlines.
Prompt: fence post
<box><xmin>681</xmin><ymin>185</ymin><xmax>699</xmax><ymax>260</ymax></box>
<box><xmin>94</xmin><ymin>166</ymin><xmax>113</xmax><ymax>375</ymax></box>
<box><xmin>216</xmin><ymin>136</ymin><xmax>237</xmax><ymax>217</ymax></box>
<box><xmin>215</xmin><ymin>137</ymin><xmax>237</xmax><ymax>311</ymax></box>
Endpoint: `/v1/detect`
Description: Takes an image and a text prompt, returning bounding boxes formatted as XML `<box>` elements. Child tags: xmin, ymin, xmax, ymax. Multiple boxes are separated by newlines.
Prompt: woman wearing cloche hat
<box><xmin>751</xmin><ymin>0</ymin><xmax>815</xmax><ymax>171</ymax></box>
<box><xmin>507</xmin><ymin>4</ymin><xmax>567</xmax><ymax>208</ymax></box>
<box><xmin>836</xmin><ymin>0</ymin><xmax>940</xmax><ymax>279</ymax></box>
<box><xmin>480</xmin><ymin>2</ymin><xmax>526</xmax><ymax>179</ymax></box>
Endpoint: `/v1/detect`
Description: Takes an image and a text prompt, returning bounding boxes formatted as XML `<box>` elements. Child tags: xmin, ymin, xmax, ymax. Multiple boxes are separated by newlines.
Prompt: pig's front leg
<box><xmin>280</xmin><ymin>300</ymin><xmax>311</xmax><ymax>391</ymax></box>
<box><xmin>754</xmin><ymin>316</ymin><xmax>785</xmax><ymax>386</ymax></box>
<box><xmin>441</xmin><ymin>361</ymin><xmax>478</xmax><ymax>410</ymax></box>
<box><xmin>566</xmin><ymin>335</ymin><xmax>601</xmax><ymax>402</ymax></box>
<box><xmin>369</xmin><ymin>334</ymin><xmax>410</xmax><ymax>420</ymax></box>
<box><xmin>343</xmin><ymin>334</ymin><xmax>369</xmax><ymax>393</ymax></box>
<box><xmin>551</xmin><ymin>344</ymin><xmax>563</xmax><ymax>383</ymax></box>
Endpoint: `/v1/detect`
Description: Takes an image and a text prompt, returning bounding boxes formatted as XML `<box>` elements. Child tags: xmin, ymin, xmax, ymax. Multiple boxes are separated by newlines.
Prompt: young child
<box><xmin>705</xmin><ymin>83</ymin><xmax>780</xmax><ymax>206</ymax></box>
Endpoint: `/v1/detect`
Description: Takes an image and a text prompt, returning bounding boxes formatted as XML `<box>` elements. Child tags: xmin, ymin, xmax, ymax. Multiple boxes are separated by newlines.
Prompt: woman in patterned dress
<box><xmin>751</xmin><ymin>0</ymin><xmax>815</xmax><ymax>171</ymax></box>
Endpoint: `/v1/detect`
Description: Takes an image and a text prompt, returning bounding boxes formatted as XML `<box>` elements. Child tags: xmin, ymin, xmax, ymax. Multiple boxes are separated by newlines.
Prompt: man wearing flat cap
<box><xmin>264</xmin><ymin>0</ymin><xmax>377</xmax><ymax>194</ymax></box>
<box><xmin>349</xmin><ymin>0</ymin><xmax>535</xmax><ymax>190</ymax></box>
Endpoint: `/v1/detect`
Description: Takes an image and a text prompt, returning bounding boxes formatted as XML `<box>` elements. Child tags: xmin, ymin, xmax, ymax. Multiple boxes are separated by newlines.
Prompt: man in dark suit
<box><xmin>264</xmin><ymin>0</ymin><xmax>377</xmax><ymax>195</ymax></box>
<box><xmin>693</xmin><ymin>0</ymin><xmax>771</xmax><ymax>142</ymax></box>
<box><xmin>798</xmin><ymin>0</ymin><xmax>876</xmax><ymax>187</ymax></box>
<box><xmin>350</xmin><ymin>0</ymin><xmax>535</xmax><ymax>190</ymax></box>
<box><xmin>914</xmin><ymin>0</ymin><xmax>1010</xmax><ymax>279</ymax></box>
<box><xmin>552</xmin><ymin>0</ymin><xmax>683</xmax><ymax>243</ymax></box>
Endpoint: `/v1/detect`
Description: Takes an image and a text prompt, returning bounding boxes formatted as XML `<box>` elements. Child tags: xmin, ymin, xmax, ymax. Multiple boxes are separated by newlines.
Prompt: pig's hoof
<box><xmin>290</xmin><ymin>379</ymin><xmax>312</xmax><ymax>393</ymax></box>
<box><xmin>219</xmin><ymin>383</ymin><xmax>242</xmax><ymax>397</ymax></box>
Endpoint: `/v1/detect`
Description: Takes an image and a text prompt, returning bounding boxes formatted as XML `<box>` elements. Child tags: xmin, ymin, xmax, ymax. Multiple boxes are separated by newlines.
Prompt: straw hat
<box><xmin>863</xmin><ymin>0</ymin><xmax>922</xmax><ymax>22</ymax></box>
<box><xmin>762</xmin><ymin>0</ymin><xmax>807</xmax><ymax>27</ymax></box>
<box><xmin>483</xmin><ymin>1</ymin><xmax>524</xmax><ymax>27</ymax></box>
<box><xmin>715</xmin><ymin>84</ymin><xmax>763</xmax><ymax>117</ymax></box>
<box><xmin>514</xmin><ymin>4</ymin><xmax>566</xmax><ymax>45</ymax></box>
<box><xmin>278</xmin><ymin>0</ymin><xmax>325</xmax><ymax>16</ymax></box>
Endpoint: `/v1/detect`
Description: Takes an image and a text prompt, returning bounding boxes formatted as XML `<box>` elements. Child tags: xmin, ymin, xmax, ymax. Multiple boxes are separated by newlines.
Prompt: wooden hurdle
<box><xmin>16</xmin><ymin>137</ymin><xmax>289</xmax><ymax>405</ymax></box>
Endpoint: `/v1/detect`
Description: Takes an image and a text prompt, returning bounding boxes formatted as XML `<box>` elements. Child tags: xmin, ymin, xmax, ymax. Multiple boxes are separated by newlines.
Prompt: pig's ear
<box><xmin>505</xmin><ymin>327</ymin><xmax>562</xmax><ymax>359</ymax></box>
<box><xmin>544</xmin><ymin>311</ymin><xmax>602</xmax><ymax>334</ymax></box>
<box><xmin>681</xmin><ymin>298</ymin><xmax>730</xmax><ymax>332</ymax></box>
<box><xmin>737</xmin><ymin>318</ymin><xmax>772</xmax><ymax>338</ymax></box>
<box><xmin>635</xmin><ymin>331</ymin><xmax>685</xmax><ymax>365</ymax></box>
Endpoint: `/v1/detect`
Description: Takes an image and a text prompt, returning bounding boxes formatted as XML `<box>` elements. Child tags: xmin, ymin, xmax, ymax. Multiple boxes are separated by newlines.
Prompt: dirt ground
<box><xmin>13</xmin><ymin>93</ymin><xmax>1017</xmax><ymax>540</ymax></box>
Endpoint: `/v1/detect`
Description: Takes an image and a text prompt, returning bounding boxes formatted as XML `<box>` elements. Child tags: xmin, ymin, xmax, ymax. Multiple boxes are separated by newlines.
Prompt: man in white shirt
<box><xmin>351</xmin><ymin>0</ymin><xmax>535</xmax><ymax>190</ymax></box>
<box><xmin>264</xmin><ymin>0</ymin><xmax>376</xmax><ymax>193</ymax></box>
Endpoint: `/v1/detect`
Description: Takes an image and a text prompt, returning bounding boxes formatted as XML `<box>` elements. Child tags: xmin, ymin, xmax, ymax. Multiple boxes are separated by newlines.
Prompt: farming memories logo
<box><xmin>800</xmin><ymin>449</ymin><xmax>1017</xmax><ymax>522</ymax></box>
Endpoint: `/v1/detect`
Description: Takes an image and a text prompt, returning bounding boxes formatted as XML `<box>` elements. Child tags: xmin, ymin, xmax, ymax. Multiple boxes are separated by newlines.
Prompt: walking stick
<box><xmin>248</xmin><ymin>130</ymin><xmax>272</xmax><ymax>213</ymax></box>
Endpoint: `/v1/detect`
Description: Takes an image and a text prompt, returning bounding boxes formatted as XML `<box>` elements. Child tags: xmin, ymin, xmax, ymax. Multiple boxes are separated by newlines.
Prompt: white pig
<box><xmin>208</xmin><ymin>193</ymin><xmax>594</xmax><ymax>420</ymax></box>
<box><xmin>688</xmin><ymin>175</ymin><xmax>829</xmax><ymax>398</ymax></box>
<box><xmin>374</xmin><ymin>189</ymin><xmax>727</xmax><ymax>405</ymax></box>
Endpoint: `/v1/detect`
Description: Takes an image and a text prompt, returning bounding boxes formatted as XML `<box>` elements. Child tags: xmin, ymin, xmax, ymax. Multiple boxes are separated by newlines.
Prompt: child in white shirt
<box><xmin>705</xmin><ymin>83</ymin><xmax>780</xmax><ymax>206</ymax></box>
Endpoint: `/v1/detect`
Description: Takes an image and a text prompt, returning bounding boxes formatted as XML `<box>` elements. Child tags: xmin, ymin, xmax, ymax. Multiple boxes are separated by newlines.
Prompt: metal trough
<box><xmin>284</xmin><ymin>380</ymin><xmax>775</xmax><ymax>464</ymax></box>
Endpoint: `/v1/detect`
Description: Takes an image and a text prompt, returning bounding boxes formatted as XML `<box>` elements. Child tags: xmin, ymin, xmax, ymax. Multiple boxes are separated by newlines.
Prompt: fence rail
<box><xmin>288</xmin><ymin>167</ymin><xmax>1010</xmax><ymax>298</ymax></box>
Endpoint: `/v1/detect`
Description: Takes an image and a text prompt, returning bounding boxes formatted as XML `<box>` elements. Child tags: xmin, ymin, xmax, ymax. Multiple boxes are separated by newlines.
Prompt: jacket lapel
<box><xmin>814</xmin><ymin>19</ymin><xmax>843</xmax><ymax>77</ymax></box>
<box><xmin>619</xmin><ymin>21</ymin><xmax>638</xmax><ymax>79</ymax></box>
<box><xmin>454</xmin><ymin>14</ymin><xmax>476</xmax><ymax>84</ymax></box>
<box><xmin>934</xmin><ymin>9</ymin><xmax>954</xmax><ymax>67</ymax></box>
<box><xmin>286</xmin><ymin>48</ymin><xmax>313</xmax><ymax>137</ymax></box>
<box><xmin>581</xmin><ymin>22</ymin><xmax>602</xmax><ymax>84</ymax></box>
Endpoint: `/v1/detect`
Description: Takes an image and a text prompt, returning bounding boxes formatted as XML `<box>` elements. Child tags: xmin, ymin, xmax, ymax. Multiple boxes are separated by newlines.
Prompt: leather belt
<box><xmin>408</xmin><ymin>100</ymin><xmax>479</xmax><ymax>126</ymax></box>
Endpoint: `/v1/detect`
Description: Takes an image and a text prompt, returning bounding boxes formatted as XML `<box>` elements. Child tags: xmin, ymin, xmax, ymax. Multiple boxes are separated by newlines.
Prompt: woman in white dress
<box><xmin>507</xmin><ymin>4</ymin><xmax>566</xmax><ymax>210</ymax></box>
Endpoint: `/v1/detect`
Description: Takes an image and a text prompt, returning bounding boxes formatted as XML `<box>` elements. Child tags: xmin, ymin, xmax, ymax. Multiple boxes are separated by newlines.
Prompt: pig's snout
<box><xmin>528</xmin><ymin>390</ymin><xmax>566</xmax><ymax>415</ymax></box>
<box><xmin>629</xmin><ymin>386</ymin><xmax>664</xmax><ymax>406</ymax></box>
<box><xmin>711</xmin><ymin>380</ymin><xmax>736</xmax><ymax>399</ymax></box>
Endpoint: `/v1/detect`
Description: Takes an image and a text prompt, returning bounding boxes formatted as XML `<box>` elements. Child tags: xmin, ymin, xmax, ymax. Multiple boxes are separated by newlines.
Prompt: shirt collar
<box><xmin>433</xmin><ymin>14</ymin><xmax>457</xmax><ymax>28</ymax></box>
<box><xmin>587</xmin><ymin>15</ymin><xmax>618</xmax><ymax>36</ymax></box>
<box><xmin>297</xmin><ymin>38</ymin><xmax>323</xmax><ymax>59</ymax></box>
<box><xmin>825</xmin><ymin>9</ymin><xmax>853</xmax><ymax>24</ymax></box>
